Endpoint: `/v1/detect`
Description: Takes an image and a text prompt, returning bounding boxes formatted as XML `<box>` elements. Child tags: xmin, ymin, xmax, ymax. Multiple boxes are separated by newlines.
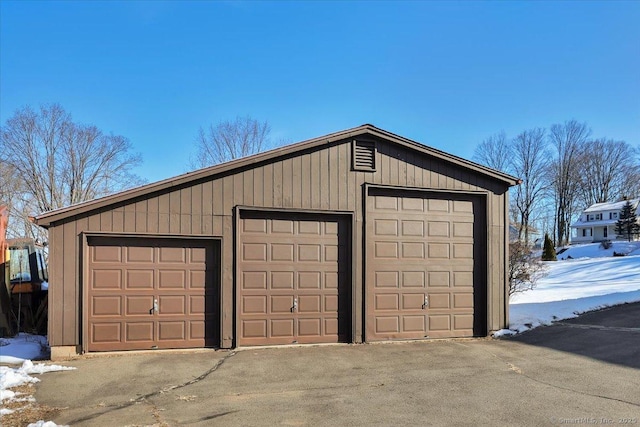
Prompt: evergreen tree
<box><xmin>541</xmin><ymin>233</ymin><xmax>557</xmax><ymax>261</ymax></box>
<box><xmin>615</xmin><ymin>201</ymin><xmax>640</xmax><ymax>242</ymax></box>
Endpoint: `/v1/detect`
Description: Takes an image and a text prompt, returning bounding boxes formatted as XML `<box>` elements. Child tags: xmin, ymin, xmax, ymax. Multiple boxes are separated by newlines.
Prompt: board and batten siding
<box><xmin>47</xmin><ymin>138</ymin><xmax>509</xmax><ymax>349</ymax></box>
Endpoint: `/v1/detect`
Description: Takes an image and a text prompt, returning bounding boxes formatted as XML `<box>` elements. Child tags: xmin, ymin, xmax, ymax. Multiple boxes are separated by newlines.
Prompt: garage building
<box><xmin>34</xmin><ymin>125</ymin><xmax>519</xmax><ymax>358</ymax></box>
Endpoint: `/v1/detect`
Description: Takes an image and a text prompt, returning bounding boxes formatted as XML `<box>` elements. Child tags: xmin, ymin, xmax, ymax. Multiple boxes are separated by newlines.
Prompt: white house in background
<box><xmin>571</xmin><ymin>198</ymin><xmax>640</xmax><ymax>244</ymax></box>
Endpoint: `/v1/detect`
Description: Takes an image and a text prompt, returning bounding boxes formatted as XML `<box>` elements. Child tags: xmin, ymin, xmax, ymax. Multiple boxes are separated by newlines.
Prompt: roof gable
<box><xmin>34</xmin><ymin>124</ymin><xmax>520</xmax><ymax>227</ymax></box>
<box><xmin>583</xmin><ymin>199</ymin><xmax>640</xmax><ymax>214</ymax></box>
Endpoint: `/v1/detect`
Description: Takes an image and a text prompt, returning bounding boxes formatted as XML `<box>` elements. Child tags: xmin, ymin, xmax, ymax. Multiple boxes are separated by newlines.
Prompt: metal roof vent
<box><xmin>352</xmin><ymin>139</ymin><xmax>376</xmax><ymax>171</ymax></box>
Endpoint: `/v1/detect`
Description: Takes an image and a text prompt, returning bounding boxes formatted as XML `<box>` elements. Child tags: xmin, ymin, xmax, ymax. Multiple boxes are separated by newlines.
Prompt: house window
<box><xmin>595</xmin><ymin>213</ymin><xmax>602</xmax><ymax>220</ymax></box>
<box><xmin>588</xmin><ymin>214</ymin><xmax>594</xmax><ymax>221</ymax></box>
<box><xmin>582</xmin><ymin>229</ymin><xmax>592</xmax><ymax>237</ymax></box>
<box><xmin>604</xmin><ymin>228</ymin><xmax>608</xmax><ymax>238</ymax></box>
<box><xmin>613</xmin><ymin>212</ymin><xmax>617</xmax><ymax>219</ymax></box>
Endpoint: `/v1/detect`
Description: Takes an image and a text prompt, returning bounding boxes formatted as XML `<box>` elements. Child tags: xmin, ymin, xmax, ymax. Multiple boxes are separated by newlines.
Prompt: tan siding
<box><xmin>252</xmin><ymin>166</ymin><xmax>264</xmax><ymax>207</ymax></box>
<box><xmin>213</xmin><ymin>180</ymin><xmax>223</xmax><ymax>216</ymax></box>
<box><xmin>282</xmin><ymin>157</ymin><xmax>293</xmax><ymax>207</ymax></box>
<box><xmin>62</xmin><ymin>221</ymin><xmax>76</xmax><ymax>345</ymax></box>
<box><xmin>233</xmin><ymin>172</ymin><xmax>244</xmax><ymax>208</ymax></box>
<box><xmin>88</xmin><ymin>213</ymin><xmax>100</xmax><ymax>232</ymax></box>
<box><xmin>329</xmin><ymin>145</ymin><xmax>339</xmax><ymax>210</ymax></box>
<box><xmin>338</xmin><ymin>143</ymin><xmax>348</xmax><ymax>210</ymax></box>
<box><xmin>191</xmin><ymin>184</ymin><xmax>202</xmax><ymax>235</ymax></box>
<box><xmin>301</xmin><ymin>153</ymin><xmax>311</xmax><ymax>208</ymax></box>
<box><xmin>49</xmin><ymin>226</ymin><xmax>63</xmax><ymax>345</ymax></box>
<box><xmin>243</xmin><ymin>170</ymin><xmax>254</xmax><ymax>207</ymax></box>
<box><xmin>112</xmin><ymin>208</ymin><xmax>124</xmax><ymax>232</ymax></box>
<box><xmin>292</xmin><ymin>155</ymin><xmax>302</xmax><ymax>208</ymax></box>
<box><xmin>320</xmin><ymin>147</ymin><xmax>330</xmax><ymax>210</ymax></box>
<box><xmin>263</xmin><ymin>163</ymin><xmax>273</xmax><ymax>208</ymax></box>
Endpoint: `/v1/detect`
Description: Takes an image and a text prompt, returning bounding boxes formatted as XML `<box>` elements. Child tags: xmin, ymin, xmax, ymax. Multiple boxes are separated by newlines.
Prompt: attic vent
<box><xmin>352</xmin><ymin>139</ymin><xmax>376</xmax><ymax>171</ymax></box>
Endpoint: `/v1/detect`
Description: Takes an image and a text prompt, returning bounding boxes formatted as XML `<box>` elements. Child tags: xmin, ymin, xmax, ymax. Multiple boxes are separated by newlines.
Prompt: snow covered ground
<box><xmin>0</xmin><ymin>335</ymin><xmax>74</xmax><ymax>426</ymax></box>
<box><xmin>500</xmin><ymin>241</ymin><xmax>640</xmax><ymax>336</ymax></box>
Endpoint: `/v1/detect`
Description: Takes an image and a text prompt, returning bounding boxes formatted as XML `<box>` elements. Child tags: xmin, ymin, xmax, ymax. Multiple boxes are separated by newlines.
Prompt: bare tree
<box><xmin>0</xmin><ymin>104</ymin><xmax>142</xmax><ymax>235</ymax></box>
<box><xmin>511</xmin><ymin>128</ymin><xmax>549</xmax><ymax>246</ymax></box>
<box><xmin>191</xmin><ymin>116</ymin><xmax>271</xmax><ymax>168</ymax></box>
<box><xmin>548</xmin><ymin>120</ymin><xmax>590</xmax><ymax>245</ymax></box>
<box><xmin>578</xmin><ymin>138</ymin><xmax>638</xmax><ymax>206</ymax></box>
<box><xmin>472</xmin><ymin>131</ymin><xmax>511</xmax><ymax>172</ymax></box>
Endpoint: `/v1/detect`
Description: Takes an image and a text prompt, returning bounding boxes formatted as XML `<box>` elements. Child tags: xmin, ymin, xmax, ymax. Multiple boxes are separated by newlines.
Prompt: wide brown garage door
<box><xmin>366</xmin><ymin>191</ymin><xmax>485</xmax><ymax>341</ymax></box>
<box><xmin>87</xmin><ymin>237</ymin><xmax>219</xmax><ymax>352</ymax></box>
<box><xmin>238</xmin><ymin>212</ymin><xmax>350</xmax><ymax>346</ymax></box>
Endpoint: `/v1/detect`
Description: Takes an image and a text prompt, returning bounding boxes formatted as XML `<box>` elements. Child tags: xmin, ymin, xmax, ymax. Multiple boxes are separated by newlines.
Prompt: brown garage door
<box><xmin>87</xmin><ymin>237</ymin><xmax>219</xmax><ymax>352</ymax></box>
<box><xmin>238</xmin><ymin>212</ymin><xmax>350</xmax><ymax>346</ymax></box>
<box><xmin>366</xmin><ymin>191</ymin><xmax>484</xmax><ymax>341</ymax></box>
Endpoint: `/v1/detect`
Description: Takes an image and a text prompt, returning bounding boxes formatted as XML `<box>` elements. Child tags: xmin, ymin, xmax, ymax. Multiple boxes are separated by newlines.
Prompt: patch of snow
<box><xmin>0</xmin><ymin>333</ymin><xmax>48</xmax><ymax>364</ymax></box>
<box><xmin>28</xmin><ymin>421</ymin><xmax>68</xmax><ymax>427</ymax></box>
<box><xmin>557</xmin><ymin>241</ymin><xmax>640</xmax><ymax>260</ymax></box>
<box><xmin>0</xmin><ymin>345</ymin><xmax>75</xmax><ymax>425</ymax></box>
<box><xmin>492</xmin><ymin>329</ymin><xmax>516</xmax><ymax>338</ymax></box>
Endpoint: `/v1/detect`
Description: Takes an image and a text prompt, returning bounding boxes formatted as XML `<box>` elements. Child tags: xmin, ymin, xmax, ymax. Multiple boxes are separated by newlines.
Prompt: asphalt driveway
<box><xmin>34</xmin><ymin>303</ymin><xmax>640</xmax><ymax>426</ymax></box>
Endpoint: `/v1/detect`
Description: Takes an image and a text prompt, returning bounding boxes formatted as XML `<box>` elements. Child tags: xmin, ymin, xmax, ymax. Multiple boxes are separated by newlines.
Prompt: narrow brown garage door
<box><xmin>366</xmin><ymin>191</ymin><xmax>484</xmax><ymax>341</ymax></box>
<box><xmin>238</xmin><ymin>212</ymin><xmax>350</xmax><ymax>346</ymax></box>
<box><xmin>87</xmin><ymin>237</ymin><xmax>218</xmax><ymax>352</ymax></box>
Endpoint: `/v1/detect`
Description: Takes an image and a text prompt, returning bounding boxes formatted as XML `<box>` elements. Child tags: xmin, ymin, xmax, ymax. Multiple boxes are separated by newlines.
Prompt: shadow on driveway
<box><xmin>509</xmin><ymin>301</ymin><xmax>640</xmax><ymax>369</ymax></box>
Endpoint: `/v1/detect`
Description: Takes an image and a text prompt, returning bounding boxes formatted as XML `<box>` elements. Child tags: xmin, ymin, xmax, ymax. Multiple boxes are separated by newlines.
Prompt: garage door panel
<box><xmin>93</xmin><ymin>246</ymin><xmax>122</xmax><ymax>263</ymax></box>
<box><xmin>189</xmin><ymin>270</ymin><xmax>206</xmax><ymax>288</ymax></box>
<box><xmin>375</xmin><ymin>294</ymin><xmax>399</xmax><ymax>310</ymax></box>
<box><xmin>428</xmin><ymin>294</ymin><xmax>450</xmax><ymax>309</ymax></box>
<box><xmin>403</xmin><ymin>271</ymin><xmax>425</xmax><ymax>287</ymax></box>
<box><xmin>159</xmin><ymin>247</ymin><xmax>185</xmax><ymax>263</ymax></box>
<box><xmin>243</xmin><ymin>320</ymin><xmax>267</xmax><ymax>338</ymax></box>
<box><xmin>127</xmin><ymin>246</ymin><xmax>154</xmax><ymax>263</ymax></box>
<box><xmin>243</xmin><ymin>243</ymin><xmax>267</xmax><ymax>261</ymax></box>
<box><xmin>126</xmin><ymin>296</ymin><xmax>154</xmax><ymax>315</ymax></box>
<box><xmin>158</xmin><ymin>322</ymin><xmax>185</xmax><ymax>341</ymax></box>
<box><xmin>126</xmin><ymin>322</ymin><xmax>154</xmax><ymax>341</ymax></box>
<box><xmin>271</xmin><ymin>295</ymin><xmax>294</xmax><ymax>313</ymax></box>
<box><xmin>88</xmin><ymin>238</ymin><xmax>218</xmax><ymax>352</ymax></box>
<box><xmin>272</xmin><ymin>271</ymin><xmax>294</xmax><ymax>289</ymax></box>
<box><xmin>189</xmin><ymin>247</ymin><xmax>207</xmax><ymax>263</ymax></box>
<box><xmin>453</xmin><ymin>271</ymin><xmax>473</xmax><ymax>287</ymax></box>
<box><xmin>238</xmin><ymin>214</ymin><xmax>349</xmax><ymax>346</ymax></box>
<box><xmin>403</xmin><ymin>315</ymin><xmax>426</xmax><ymax>332</ymax></box>
<box><xmin>299</xmin><ymin>271</ymin><xmax>321</xmax><ymax>289</ymax></box>
<box><xmin>243</xmin><ymin>296</ymin><xmax>267</xmax><ymax>314</ymax></box>
<box><xmin>126</xmin><ymin>270</ymin><xmax>154</xmax><ymax>289</ymax></box>
<box><xmin>376</xmin><ymin>316</ymin><xmax>400</xmax><ymax>333</ymax></box>
<box><xmin>93</xmin><ymin>323</ymin><xmax>121</xmax><ymax>343</ymax></box>
<box><xmin>92</xmin><ymin>296</ymin><xmax>121</xmax><ymax>316</ymax></box>
<box><xmin>93</xmin><ymin>269</ymin><xmax>122</xmax><ymax>289</ymax></box>
<box><xmin>367</xmin><ymin>193</ymin><xmax>481</xmax><ymax>341</ymax></box>
<box><xmin>158</xmin><ymin>270</ymin><xmax>186</xmax><ymax>289</ymax></box>
<box><xmin>428</xmin><ymin>271</ymin><xmax>450</xmax><ymax>287</ymax></box>
<box><xmin>159</xmin><ymin>295</ymin><xmax>186</xmax><ymax>315</ymax></box>
<box><xmin>427</xmin><ymin>243</ymin><xmax>450</xmax><ymax>259</ymax></box>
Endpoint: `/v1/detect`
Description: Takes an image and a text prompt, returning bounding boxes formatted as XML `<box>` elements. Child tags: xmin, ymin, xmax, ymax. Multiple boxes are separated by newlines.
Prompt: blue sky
<box><xmin>2</xmin><ymin>1</ymin><xmax>639</xmax><ymax>183</ymax></box>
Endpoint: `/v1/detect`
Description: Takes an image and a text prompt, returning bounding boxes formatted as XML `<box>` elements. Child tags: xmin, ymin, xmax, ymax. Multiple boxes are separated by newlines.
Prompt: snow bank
<box><xmin>557</xmin><ymin>241</ymin><xmax>640</xmax><ymax>260</ymax></box>
<box><xmin>0</xmin><ymin>333</ymin><xmax>48</xmax><ymax>364</ymax></box>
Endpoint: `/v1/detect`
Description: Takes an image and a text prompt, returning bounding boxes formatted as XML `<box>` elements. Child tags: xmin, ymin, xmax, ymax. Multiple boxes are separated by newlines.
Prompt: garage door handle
<box><xmin>422</xmin><ymin>295</ymin><xmax>428</xmax><ymax>309</ymax></box>
<box><xmin>291</xmin><ymin>298</ymin><xmax>298</xmax><ymax>313</ymax></box>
